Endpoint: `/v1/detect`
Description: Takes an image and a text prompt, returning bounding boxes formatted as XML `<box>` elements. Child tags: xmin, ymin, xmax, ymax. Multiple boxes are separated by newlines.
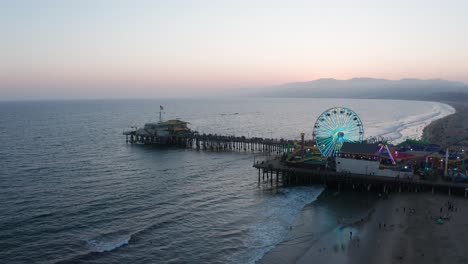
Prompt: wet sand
<box><xmin>257</xmin><ymin>190</ymin><xmax>377</xmax><ymax>264</ymax></box>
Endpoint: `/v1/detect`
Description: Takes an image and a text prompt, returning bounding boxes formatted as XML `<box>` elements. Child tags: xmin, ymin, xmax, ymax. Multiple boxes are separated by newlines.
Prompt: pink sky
<box><xmin>1</xmin><ymin>0</ymin><xmax>467</xmax><ymax>99</ymax></box>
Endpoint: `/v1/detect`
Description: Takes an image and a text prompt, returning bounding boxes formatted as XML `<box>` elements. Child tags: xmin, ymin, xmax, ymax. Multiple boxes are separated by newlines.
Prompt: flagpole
<box><xmin>159</xmin><ymin>105</ymin><xmax>163</xmax><ymax>122</ymax></box>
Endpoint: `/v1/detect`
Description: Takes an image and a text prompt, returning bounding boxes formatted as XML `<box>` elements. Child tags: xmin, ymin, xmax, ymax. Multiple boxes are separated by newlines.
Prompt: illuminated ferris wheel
<box><xmin>313</xmin><ymin>107</ymin><xmax>364</xmax><ymax>157</ymax></box>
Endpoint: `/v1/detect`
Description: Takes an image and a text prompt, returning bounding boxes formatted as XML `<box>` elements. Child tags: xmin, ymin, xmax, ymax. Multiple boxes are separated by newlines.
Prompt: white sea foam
<box><xmin>87</xmin><ymin>237</ymin><xmax>130</xmax><ymax>253</ymax></box>
<box><xmin>365</xmin><ymin>101</ymin><xmax>455</xmax><ymax>143</ymax></box>
<box><xmin>248</xmin><ymin>186</ymin><xmax>325</xmax><ymax>264</ymax></box>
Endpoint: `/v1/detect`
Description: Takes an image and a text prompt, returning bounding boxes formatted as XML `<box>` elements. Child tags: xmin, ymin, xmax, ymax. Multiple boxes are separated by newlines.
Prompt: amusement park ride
<box><xmin>313</xmin><ymin>107</ymin><xmax>364</xmax><ymax>157</ymax></box>
<box><xmin>286</xmin><ymin>106</ymin><xmax>467</xmax><ymax>181</ymax></box>
<box><xmin>287</xmin><ymin>107</ymin><xmax>364</xmax><ymax>164</ymax></box>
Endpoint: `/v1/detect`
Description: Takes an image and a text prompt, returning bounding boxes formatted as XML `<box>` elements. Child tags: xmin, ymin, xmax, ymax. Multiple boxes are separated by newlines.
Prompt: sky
<box><xmin>1</xmin><ymin>0</ymin><xmax>467</xmax><ymax>100</ymax></box>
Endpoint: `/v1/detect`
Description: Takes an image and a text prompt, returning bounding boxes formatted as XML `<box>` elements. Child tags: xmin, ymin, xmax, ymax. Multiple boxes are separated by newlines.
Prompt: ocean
<box><xmin>0</xmin><ymin>98</ymin><xmax>454</xmax><ymax>264</ymax></box>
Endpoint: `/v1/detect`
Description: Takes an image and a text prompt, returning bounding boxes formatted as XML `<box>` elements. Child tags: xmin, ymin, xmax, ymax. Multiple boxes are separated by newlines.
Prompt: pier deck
<box><xmin>254</xmin><ymin>158</ymin><xmax>468</xmax><ymax>197</ymax></box>
<box><xmin>124</xmin><ymin>130</ymin><xmax>302</xmax><ymax>153</ymax></box>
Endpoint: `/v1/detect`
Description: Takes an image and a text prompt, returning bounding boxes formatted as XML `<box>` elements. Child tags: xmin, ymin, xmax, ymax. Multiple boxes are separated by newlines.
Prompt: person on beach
<box><xmin>350</xmin><ymin>231</ymin><xmax>353</xmax><ymax>239</ymax></box>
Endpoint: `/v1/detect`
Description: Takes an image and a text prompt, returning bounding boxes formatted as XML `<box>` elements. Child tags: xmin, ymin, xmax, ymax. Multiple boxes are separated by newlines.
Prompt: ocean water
<box><xmin>0</xmin><ymin>98</ymin><xmax>454</xmax><ymax>264</ymax></box>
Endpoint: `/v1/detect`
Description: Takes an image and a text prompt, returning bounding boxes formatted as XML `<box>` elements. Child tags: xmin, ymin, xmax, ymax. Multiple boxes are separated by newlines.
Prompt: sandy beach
<box><xmin>349</xmin><ymin>193</ymin><xmax>468</xmax><ymax>264</ymax></box>
<box><xmin>422</xmin><ymin>100</ymin><xmax>468</xmax><ymax>147</ymax></box>
<box><xmin>259</xmin><ymin>191</ymin><xmax>468</xmax><ymax>264</ymax></box>
<box><xmin>259</xmin><ymin>99</ymin><xmax>468</xmax><ymax>264</ymax></box>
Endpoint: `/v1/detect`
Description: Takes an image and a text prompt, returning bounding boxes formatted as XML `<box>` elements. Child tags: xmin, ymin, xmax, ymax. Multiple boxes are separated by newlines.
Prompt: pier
<box><xmin>123</xmin><ymin>107</ymin><xmax>467</xmax><ymax>197</ymax></box>
<box><xmin>124</xmin><ymin>130</ymin><xmax>303</xmax><ymax>154</ymax></box>
<box><xmin>124</xmin><ymin>129</ymin><xmax>468</xmax><ymax>197</ymax></box>
<box><xmin>254</xmin><ymin>158</ymin><xmax>468</xmax><ymax>197</ymax></box>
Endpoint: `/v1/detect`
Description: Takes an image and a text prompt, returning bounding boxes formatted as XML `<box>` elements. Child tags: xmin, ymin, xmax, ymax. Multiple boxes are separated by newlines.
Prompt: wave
<box><xmin>53</xmin><ymin>236</ymin><xmax>132</xmax><ymax>264</ymax></box>
<box><xmin>87</xmin><ymin>236</ymin><xmax>130</xmax><ymax>253</ymax></box>
<box><xmin>368</xmin><ymin>102</ymin><xmax>455</xmax><ymax>143</ymax></box>
<box><xmin>249</xmin><ymin>186</ymin><xmax>325</xmax><ymax>264</ymax></box>
<box><xmin>396</xmin><ymin>102</ymin><xmax>455</xmax><ymax>142</ymax></box>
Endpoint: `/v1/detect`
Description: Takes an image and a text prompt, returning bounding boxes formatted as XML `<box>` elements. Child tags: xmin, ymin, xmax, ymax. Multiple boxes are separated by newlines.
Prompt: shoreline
<box><xmin>422</xmin><ymin>100</ymin><xmax>468</xmax><ymax>146</ymax></box>
<box><xmin>401</xmin><ymin>101</ymin><xmax>455</xmax><ymax>142</ymax></box>
<box><xmin>257</xmin><ymin>98</ymin><xmax>467</xmax><ymax>264</ymax></box>
<box><xmin>385</xmin><ymin>100</ymin><xmax>455</xmax><ymax>144</ymax></box>
<box><xmin>256</xmin><ymin>190</ymin><xmax>379</xmax><ymax>264</ymax></box>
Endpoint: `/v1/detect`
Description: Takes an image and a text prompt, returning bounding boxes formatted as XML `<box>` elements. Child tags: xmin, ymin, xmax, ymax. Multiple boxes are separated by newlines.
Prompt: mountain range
<box><xmin>258</xmin><ymin>78</ymin><xmax>468</xmax><ymax>101</ymax></box>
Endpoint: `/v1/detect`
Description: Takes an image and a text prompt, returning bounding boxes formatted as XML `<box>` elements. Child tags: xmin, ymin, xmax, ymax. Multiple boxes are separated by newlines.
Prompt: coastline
<box><xmin>257</xmin><ymin>99</ymin><xmax>467</xmax><ymax>264</ymax></box>
<box><xmin>422</xmin><ymin>100</ymin><xmax>468</xmax><ymax>146</ymax></box>
<box><xmin>256</xmin><ymin>190</ymin><xmax>379</xmax><ymax>264</ymax></box>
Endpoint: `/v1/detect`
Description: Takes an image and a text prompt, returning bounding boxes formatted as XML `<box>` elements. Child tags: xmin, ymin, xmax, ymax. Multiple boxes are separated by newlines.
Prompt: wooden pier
<box><xmin>124</xmin><ymin>131</ymin><xmax>305</xmax><ymax>154</ymax></box>
<box><xmin>254</xmin><ymin>158</ymin><xmax>468</xmax><ymax>197</ymax></box>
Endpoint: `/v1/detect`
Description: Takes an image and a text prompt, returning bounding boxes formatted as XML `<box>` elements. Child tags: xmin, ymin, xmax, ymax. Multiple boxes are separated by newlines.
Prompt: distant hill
<box><xmin>258</xmin><ymin>78</ymin><xmax>468</xmax><ymax>101</ymax></box>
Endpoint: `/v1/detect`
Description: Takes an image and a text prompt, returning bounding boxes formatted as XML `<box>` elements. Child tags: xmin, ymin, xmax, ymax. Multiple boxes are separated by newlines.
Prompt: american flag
<box><xmin>160</xmin><ymin>105</ymin><xmax>164</xmax><ymax>110</ymax></box>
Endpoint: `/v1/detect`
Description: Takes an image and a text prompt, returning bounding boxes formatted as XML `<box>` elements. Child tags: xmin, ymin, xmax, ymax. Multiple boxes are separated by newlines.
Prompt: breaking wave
<box><xmin>87</xmin><ymin>237</ymin><xmax>130</xmax><ymax>253</ymax></box>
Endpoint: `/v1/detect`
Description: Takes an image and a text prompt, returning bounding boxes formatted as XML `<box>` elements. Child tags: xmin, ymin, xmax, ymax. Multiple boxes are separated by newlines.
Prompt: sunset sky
<box><xmin>1</xmin><ymin>0</ymin><xmax>467</xmax><ymax>99</ymax></box>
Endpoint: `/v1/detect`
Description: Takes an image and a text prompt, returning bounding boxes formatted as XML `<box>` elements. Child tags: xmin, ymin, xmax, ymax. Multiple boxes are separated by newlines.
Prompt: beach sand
<box><xmin>347</xmin><ymin>193</ymin><xmax>468</xmax><ymax>264</ymax></box>
<box><xmin>422</xmin><ymin>101</ymin><xmax>468</xmax><ymax>147</ymax></box>
<box><xmin>258</xmin><ymin>100</ymin><xmax>468</xmax><ymax>264</ymax></box>
<box><xmin>259</xmin><ymin>192</ymin><xmax>468</xmax><ymax>264</ymax></box>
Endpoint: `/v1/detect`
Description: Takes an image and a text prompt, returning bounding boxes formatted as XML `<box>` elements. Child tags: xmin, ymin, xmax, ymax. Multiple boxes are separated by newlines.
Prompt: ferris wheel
<box><xmin>313</xmin><ymin>107</ymin><xmax>364</xmax><ymax>157</ymax></box>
